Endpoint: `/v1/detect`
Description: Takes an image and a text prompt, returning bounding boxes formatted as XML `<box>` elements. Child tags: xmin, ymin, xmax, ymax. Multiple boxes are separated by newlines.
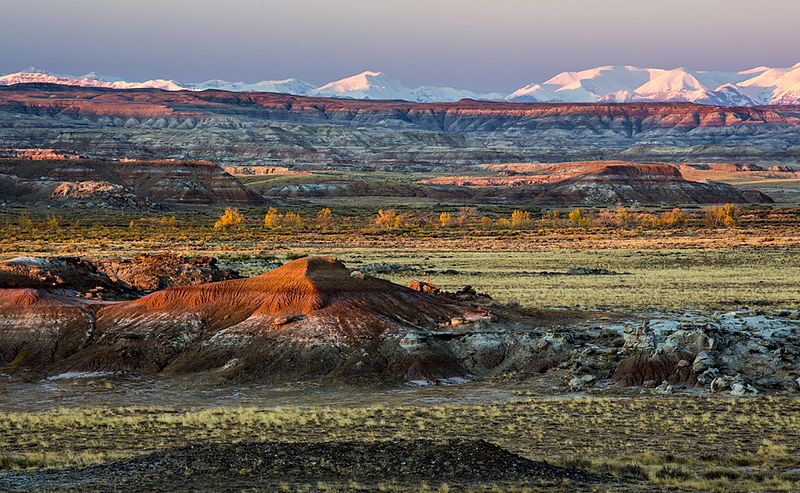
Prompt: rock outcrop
<box><xmin>531</xmin><ymin>163</ymin><xmax>773</xmax><ymax>204</ymax></box>
<box><xmin>423</xmin><ymin>162</ymin><xmax>773</xmax><ymax>204</ymax></box>
<box><xmin>0</xmin><ymin>255</ymin><xmax>240</xmax><ymax>299</ymax></box>
<box><xmin>0</xmin><ymin>439</ymin><xmax>578</xmax><ymax>492</ymax></box>
<box><xmin>0</xmin><ymin>158</ymin><xmax>263</xmax><ymax>207</ymax></box>
<box><xmin>0</xmin><ymin>257</ymin><xmax>494</xmax><ymax>382</ymax></box>
<box><xmin>1</xmin><ymin>257</ymin><xmax>797</xmax><ymax>391</ymax></box>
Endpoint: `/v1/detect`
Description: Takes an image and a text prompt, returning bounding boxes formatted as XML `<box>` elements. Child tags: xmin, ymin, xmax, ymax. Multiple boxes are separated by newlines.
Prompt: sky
<box><xmin>1</xmin><ymin>0</ymin><xmax>799</xmax><ymax>92</ymax></box>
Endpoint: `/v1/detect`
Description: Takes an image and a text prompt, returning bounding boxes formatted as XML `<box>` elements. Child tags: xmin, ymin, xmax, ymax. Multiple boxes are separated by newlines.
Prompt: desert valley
<box><xmin>1</xmin><ymin>2</ymin><xmax>800</xmax><ymax>490</ymax></box>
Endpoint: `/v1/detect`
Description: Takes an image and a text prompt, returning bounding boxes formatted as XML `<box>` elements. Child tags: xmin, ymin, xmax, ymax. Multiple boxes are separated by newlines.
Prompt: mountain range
<box><xmin>1</xmin><ymin>64</ymin><xmax>799</xmax><ymax>105</ymax></box>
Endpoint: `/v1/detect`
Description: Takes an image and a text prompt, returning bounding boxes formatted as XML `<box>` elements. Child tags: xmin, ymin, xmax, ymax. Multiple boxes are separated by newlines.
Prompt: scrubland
<box><xmin>2</xmin><ymin>203</ymin><xmax>799</xmax><ymax>491</ymax></box>
<box><xmin>2</xmin><ymin>205</ymin><xmax>798</xmax><ymax>310</ymax></box>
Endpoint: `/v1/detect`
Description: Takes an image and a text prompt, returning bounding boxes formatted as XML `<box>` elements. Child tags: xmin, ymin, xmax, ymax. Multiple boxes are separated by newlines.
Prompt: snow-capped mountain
<box><xmin>1</xmin><ymin>63</ymin><xmax>799</xmax><ymax>105</ymax></box>
<box><xmin>414</xmin><ymin>86</ymin><xmax>505</xmax><ymax>103</ymax></box>
<box><xmin>309</xmin><ymin>71</ymin><xmax>418</xmax><ymax>101</ymax></box>
<box><xmin>507</xmin><ymin>64</ymin><xmax>800</xmax><ymax>105</ymax></box>
<box><xmin>309</xmin><ymin>71</ymin><xmax>504</xmax><ymax>102</ymax></box>
<box><xmin>0</xmin><ymin>67</ymin><xmax>185</xmax><ymax>91</ymax></box>
<box><xmin>187</xmin><ymin>78</ymin><xmax>316</xmax><ymax>94</ymax></box>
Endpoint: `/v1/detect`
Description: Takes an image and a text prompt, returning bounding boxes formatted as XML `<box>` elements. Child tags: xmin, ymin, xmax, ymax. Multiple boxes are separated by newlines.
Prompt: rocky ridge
<box><xmin>1</xmin><ymin>86</ymin><xmax>799</xmax><ymax>166</ymax></box>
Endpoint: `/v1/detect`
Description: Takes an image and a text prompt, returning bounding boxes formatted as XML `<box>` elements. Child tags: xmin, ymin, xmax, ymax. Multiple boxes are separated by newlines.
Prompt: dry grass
<box><xmin>1</xmin><ymin>397</ymin><xmax>799</xmax><ymax>491</ymax></box>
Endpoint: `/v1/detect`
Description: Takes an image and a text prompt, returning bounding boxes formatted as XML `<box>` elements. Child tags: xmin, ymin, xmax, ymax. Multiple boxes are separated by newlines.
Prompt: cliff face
<box><xmin>1</xmin><ymin>84</ymin><xmax>800</xmax><ymax>166</ymax></box>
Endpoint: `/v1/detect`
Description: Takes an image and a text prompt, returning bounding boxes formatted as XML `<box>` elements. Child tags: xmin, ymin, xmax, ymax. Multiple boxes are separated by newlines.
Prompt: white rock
<box><xmin>731</xmin><ymin>384</ymin><xmax>746</xmax><ymax>396</ymax></box>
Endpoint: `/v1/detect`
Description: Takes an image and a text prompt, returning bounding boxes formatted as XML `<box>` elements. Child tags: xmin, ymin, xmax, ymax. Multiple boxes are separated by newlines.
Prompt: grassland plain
<box><xmin>1</xmin><ymin>206</ymin><xmax>799</xmax><ymax>310</ymax></box>
<box><xmin>1</xmin><ymin>397</ymin><xmax>800</xmax><ymax>491</ymax></box>
<box><xmin>2</xmin><ymin>205</ymin><xmax>799</xmax><ymax>491</ymax></box>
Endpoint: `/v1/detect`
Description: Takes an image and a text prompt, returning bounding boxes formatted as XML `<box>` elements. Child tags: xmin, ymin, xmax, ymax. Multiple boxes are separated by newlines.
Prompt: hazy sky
<box><xmin>2</xmin><ymin>0</ymin><xmax>798</xmax><ymax>91</ymax></box>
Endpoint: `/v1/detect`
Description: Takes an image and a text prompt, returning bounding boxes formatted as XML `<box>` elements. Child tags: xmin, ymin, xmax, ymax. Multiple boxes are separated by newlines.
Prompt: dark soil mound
<box><xmin>0</xmin><ymin>439</ymin><xmax>586</xmax><ymax>491</ymax></box>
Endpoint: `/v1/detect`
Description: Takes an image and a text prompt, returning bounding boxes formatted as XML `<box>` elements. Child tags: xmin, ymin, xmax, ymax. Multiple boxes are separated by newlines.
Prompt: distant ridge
<box><xmin>3</xmin><ymin>63</ymin><xmax>798</xmax><ymax>104</ymax></box>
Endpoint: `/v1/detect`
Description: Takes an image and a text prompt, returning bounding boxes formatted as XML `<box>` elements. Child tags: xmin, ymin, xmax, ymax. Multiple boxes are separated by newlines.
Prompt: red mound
<box><xmin>578</xmin><ymin>163</ymin><xmax>685</xmax><ymax>181</ymax></box>
<box><xmin>1</xmin><ymin>257</ymin><xmax>491</xmax><ymax>381</ymax></box>
<box><xmin>101</xmin><ymin>256</ymin><xmax>472</xmax><ymax>336</ymax></box>
<box><xmin>0</xmin><ymin>289</ymin><xmax>91</xmax><ymax>368</ymax></box>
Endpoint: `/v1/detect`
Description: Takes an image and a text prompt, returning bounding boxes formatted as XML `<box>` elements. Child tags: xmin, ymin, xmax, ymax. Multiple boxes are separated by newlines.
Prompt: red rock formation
<box><xmin>3</xmin><ymin>85</ymin><xmax>799</xmax><ymax>129</ymax></box>
<box><xmin>531</xmin><ymin>163</ymin><xmax>772</xmax><ymax>204</ymax></box>
<box><xmin>0</xmin><ymin>257</ymin><xmax>490</xmax><ymax>381</ymax></box>
<box><xmin>0</xmin><ymin>158</ymin><xmax>263</xmax><ymax>206</ymax></box>
<box><xmin>424</xmin><ymin>161</ymin><xmax>773</xmax><ymax>204</ymax></box>
<box><xmin>2</xmin><ymin>85</ymin><xmax>800</xmax><ymax>166</ymax></box>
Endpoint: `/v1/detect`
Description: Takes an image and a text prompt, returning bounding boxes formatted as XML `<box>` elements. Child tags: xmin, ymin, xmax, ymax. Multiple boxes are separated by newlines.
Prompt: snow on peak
<box><xmin>310</xmin><ymin>71</ymin><xmax>418</xmax><ymax>100</ymax></box>
<box><xmin>189</xmin><ymin>78</ymin><xmax>315</xmax><ymax>95</ymax></box>
<box><xmin>2</xmin><ymin>63</ymin><xmax>800</xmax><ymax>105</ymax></box>
<box><xmin>508</xmin><ymin>63</ymin><xmax>800</xmax><ymax>105</ymax></box>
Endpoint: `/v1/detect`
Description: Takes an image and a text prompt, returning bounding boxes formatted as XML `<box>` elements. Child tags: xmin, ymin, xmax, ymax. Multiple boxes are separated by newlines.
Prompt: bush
<box><xmin>612</xmin><ymin>207</ymin><xmax>632</xmax><ymax>228</ymax></box>
<box><xmin>456</xmin><ymin>207</ymin><xmax>477</xmax><ymax>226</ymax></box>
<box><xmin>540</xmin><ymin>210</ymin><xmax>560</xmax><ymax>228</ymax></box>
<box><xmin>46</xmin><ymin>216</ymin><xmax>60</xmax><ymax>229</ymax></box>
<box><xmin>704</xmin><ymin>203</ymin><xmax>739</xmax><ymax>228</ymax></box>
<box><xmin>17</xmin><ymin>213</ymin><xmax>33</xmax><ymax>229</ymax></box>
<box><xmin>375</xmin><ymin>209</ymin><xmax>403</xmax><ymax>229</ymax></box>
<box><xmin>480</xmin><ymin>215</ymin><xmax>493</xmax><ymax>229</ymax></box>
<box><xmin>660</xmin><ymin>208</ymin><xmax>688</xmax><ymax>228</ymax></box>
<box><xmin>214</xmin><ymin>208</ymin><xmax>243</xmax><ymax>229</ymax></box>
<box><xmin>510</xmin><ymin>210</ymin><xmax>532</xmax><ymax>229</ymax></box>
<box><xmin>568</xmin><ymin>209</ymin><xmax>591</xmax><ymax>228</ymax></box>
<box><xmin>439</xmin><ymin>211</ymin><xmax>454</xmax><ymax>227</ymax></box>
<box><xmin>282</xmin><ymin>212</ymin><xmax>304</xmax><ymax>229</ymax></box>
<box><xmin>637</xmin><ymin>213</ymin><xmax>660</xmax><ymax>229</ymax></box>
<box><xmin>316</xmin><ymin>208</ymin><xmax>332</xmax><ymax>228</ymax></box>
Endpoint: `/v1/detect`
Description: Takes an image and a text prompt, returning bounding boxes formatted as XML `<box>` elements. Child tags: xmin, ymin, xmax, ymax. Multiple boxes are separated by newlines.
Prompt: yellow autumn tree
<box><xmin>375</xmin><ymin>209</ymin><xmax>403</xmax><ymax>229</ymax></box>
<box><xmin>316</xmin><ymin>208</ymin><xmax>332</xmax><ymax>228</ymax></box>
<box><xmin>510</xmin><ymin>210</ymin><xmax>532</xmax><ymax>229</ymax></box>
<box><xmin>264</xmin><ymin>207</ymin><xmax>282</xmax><ymax>228</ymax></box>
<box><xmin>704</xmin><ymin>204</ymin><xmax>739</xmax><ymax>228</ymax></box>
<box><xmin>439</xmin><ymin>211</ymin><xmax>454</xmax><ymax>227</ymax></box>
<box><xmin>214</xmin><ymin>207</ymin><xmax>243</xmax><ymax>229</ymax></box>
<box><xmin>568</xmin><ymin>208</ymin><xmax>591</xmax><ymax>228</ymax></box>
